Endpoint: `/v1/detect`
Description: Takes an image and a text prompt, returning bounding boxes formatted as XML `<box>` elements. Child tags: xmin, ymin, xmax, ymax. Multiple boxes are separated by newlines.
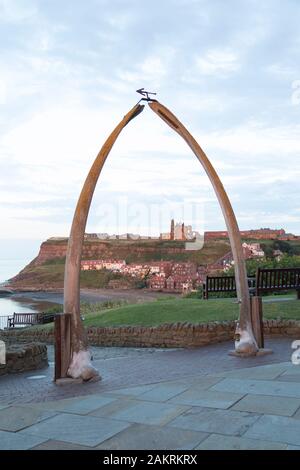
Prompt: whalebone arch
<box><xmin>63</xmin><ymin>100</ymin><xmax>257</xmax><ymax>381</ymax></box>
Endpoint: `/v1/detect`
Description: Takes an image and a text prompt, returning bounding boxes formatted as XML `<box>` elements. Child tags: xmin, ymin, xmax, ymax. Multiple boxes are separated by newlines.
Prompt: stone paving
<box><xmin>1</xmin><ymin>359</ymin><xmax>300</xmax><ymax>450</ymax></box>
<box><xmin>0</xmin><ymin>337</ymin><xmax>293</xmax><ymax>405</ymax></box>
<box><xmin>1</xmin><ymin>337</ymin><xmax>300</xmax><ymax>450</ymax></box>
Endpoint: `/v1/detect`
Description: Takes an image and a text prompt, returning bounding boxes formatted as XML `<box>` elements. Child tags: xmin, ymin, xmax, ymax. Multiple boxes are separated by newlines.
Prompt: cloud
<box><xmin>1</xmin><ymin>0</ymin><xmax>300</xmax><ymax>248</ymax></box>
<box><xmin>0</xmin><ymin>0</ymin><xmax>38</xmax><ymax>23</ymax></box>
<box><xmin>202</xmin><ymin>122</ymin><xmax>300</xmax><ymax>157</ymax></box>
<box><xmin>195</xmin><ymin>49</ymin><xmax>240</xmax><ymax>77</ymax></box>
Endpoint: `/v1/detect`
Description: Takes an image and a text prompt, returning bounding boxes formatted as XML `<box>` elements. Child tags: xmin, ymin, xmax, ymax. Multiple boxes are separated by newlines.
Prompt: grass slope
<box><xmin>82</xmin><ymin>297</ymin><xmax>300</xmax><ymax>327</ymax></box>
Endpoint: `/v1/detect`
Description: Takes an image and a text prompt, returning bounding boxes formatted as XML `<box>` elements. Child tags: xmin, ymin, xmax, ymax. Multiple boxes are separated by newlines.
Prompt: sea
<box><xmin>0</xmin><ymin>258</ymin><xmax>62</xmax><ymax>329</ymax></box>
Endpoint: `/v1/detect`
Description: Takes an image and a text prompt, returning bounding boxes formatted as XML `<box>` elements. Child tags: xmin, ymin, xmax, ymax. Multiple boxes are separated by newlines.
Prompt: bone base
<box><xmin>67</xmin><ymin>349</ymin><xmax>100</xmax><ymax>381</ymax></box>
<box><xmin>229</xmin><ymin>348</ymin><xmax>273</xmax><ymax>358</ymax></box>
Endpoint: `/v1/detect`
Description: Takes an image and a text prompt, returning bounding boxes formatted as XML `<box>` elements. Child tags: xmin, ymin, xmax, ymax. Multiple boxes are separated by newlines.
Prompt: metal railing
<box><xmin>0</xmin><ymin>316</ymin><xmax>8</xmax><ymax>330</ymax></box>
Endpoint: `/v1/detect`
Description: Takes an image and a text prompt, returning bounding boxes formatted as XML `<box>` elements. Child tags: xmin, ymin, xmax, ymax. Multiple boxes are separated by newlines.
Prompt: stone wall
<box><xmin>0</xmin><ymin>342</ymin><xmax>48</xmax><ymax>376</ymax></box>
<box><xmin>2</xmin><ymin>319</ymin><xmax>300</xmax><ymax>349</ymax></box>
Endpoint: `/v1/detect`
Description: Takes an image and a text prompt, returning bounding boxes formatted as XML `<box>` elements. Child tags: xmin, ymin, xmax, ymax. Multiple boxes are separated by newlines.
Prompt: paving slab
<box><xmin>196</xmin><ymin>433</ymin><xmax>287</xmax><ymax>450</ymax></box>
<box><xmin>27</xmin><ymin>396</ymin><xmax>90</xmax><ymax>411</ymax></box>
<box><xmin>31</xmin><ymin>439</ymin><xmax>94</xmax><ymax>450</ymax></box>
<box><xmin>276</xmin><ymin>375</ymin><xmax>300</xmax><ymax>383</ymax></box>
<box><xmin>97</xmin><ymin>423</ymin><xmax>208</xmax><ymax>450</ymax></box>
<box><xmin>280</xmin><ymin>365</ymin><xmax>300</xmax><ymax>376</ymax></box>
<box><xmin>232</xmin><ymin>394</ymin><xmax>300</xmax><ymax>417</ymax></box>
<box><xmin>0</xmin><ymin>341</ymin><xmax>297</xmax><ymax>451</ymax></box>
<box><xmin>169</xmin><ymin>389</ymin><xmax>245</xmax><ymax>409</ymax></box>
<box><xmin>0</xmin><ymin>406</ymin><xmax>57</xmax><ymax>432</ymax></box>
<box><xmin>99</xmin><ymin>399</ymin><xmax>188</xmax><ymax>426</ymax></box>
<box><xmin>290</xmin><ymin>407</ymin><xmax>300</xmax><ymax>420</ymax></box>
<box><xmin>20</xmin><ymin>413</ymin><xmax>130</xmax><ymax>447</ymax></box>
<box><xmin>106</xmin><ymin>384</ymin><xmax>157</xmax><ymax>397</ymax></box>
<box><xmin>175</xmin><ymin>376</ymin><xmax>224</xmax><ymax>389</ymax></box>
<box><xmin>0</xmin><ymin>338</ymin><xmax>293</xmax><ymax>407</ymax></box>
<box><xmin>244</xmin><ymin>415</ymin><xmax>300</xmax><ymax>446</ymax></box>
<box><xmin>137</xmin><ymin>383</ymin><xmax>189</xmax><ymax>402</ymax></box>
<box><xmin>213</xmin><ymin>363</ymin><xmax>291</xmax><ymax>380</ymax></box>
<box><xmin>47</xmin><ymin>395</ymin><xmax>117</xmax><ymax>415</ymax></box>
<box><xmin>24</xmin><ymin>394</ymin><xmax>118</xmax><ymax>415</ymax></box>
<box><xmin>0</xmin><ymin>430</ymin><xmax>48</xmax><ymax>450</ymax></box>
<box><xmin>168</xmin><ymin>407</ymin><xmax>260</xmax><ymax>436</ymax></box>
<box><xmin>212</xmin><ymin>378</ymin><xmax>300</xmax><ymax>398</ymax></box>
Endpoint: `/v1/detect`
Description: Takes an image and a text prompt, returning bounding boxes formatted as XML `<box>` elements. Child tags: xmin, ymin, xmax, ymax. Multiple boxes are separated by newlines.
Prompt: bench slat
<box><xmin>204</xmin><ymin>267</ymin><xmax>300</xmax><ymax>300</ymax></box>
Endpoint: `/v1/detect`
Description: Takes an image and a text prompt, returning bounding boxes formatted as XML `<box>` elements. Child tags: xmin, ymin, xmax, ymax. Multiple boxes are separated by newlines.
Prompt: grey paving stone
<box><xmin>0</xmin><ymin>340</ymin><xmax>293</xmax><ymax>407</ymax></box>
<box><xmin>213</xmin><ymin>363</ymin><xmax>290</xmax><ymax>380</ymax></box>
<box><xmin>244</xmin><ymin>415</ymin><xmax>300</xmax><ymax>446</ymax></box>
<box><xmin>196</xmin><ymin>433</ymin><xmax>287</xmax><ymax>450</ymax></box>
<box><xmin>103</xmin><ymin>399</ymin><xmax>188</xmax><ymax>426</ymax></box>
<box><xmin>55</xmin><ymin>395</ymin><xmax>117</xmax><ymax>415</ymax></box>
<box><xmin>31</xmin><ymin>439</ymin><xmax>94</xmax><ymax>450</ymax></box>
<box><xmin>138</xmin><ymin>383</ymin><xmax>189</xmax><ymax>402</ymax></box>
<box><xmin>97</xmin><ymin>423</ymin><xmax>208</xmax><ymax>450</ymax></box>
<box><xmin>20</xmin><ymin>413</ymin><xmax>130</xmax><ymax>447</ymax></box>
<box><xmin>0</xmin><ymin>406</ymin><xmax>57</xmax><ymax>432</ymax></box>
<box><xmin>169</xmin><ymin>389</ymin><xmax>245</xmax><ymax>409</ymax></box>
<box><xmin>89</xmin><ymin>398</ymin><xmax>138</xmax><ymax>419</ymax></box>
<box><xmin>25</xmin><ymin>395</ymin><xmax>117</xmax><ymax>415</ymax></box>
<box><xmin>29</xmin><ymin>396</ymin><xmax>89</xmax><ymax>411</ymax></box>
<box><xmin>179</xmin><ymin>376</ymin><xmax>223</xmax><ymax>390</ymax></box>
<box><xmin>232</xmin><ymin>394</ymin><xmax>300</xmax><ymax>416</ymax></box>
<box><xmin>290</xmin><ymin>407</ymin><xmax>300</xmax><ymax>420</ymax></box>
<box><xmin>212</xmin><ymin>378</ymin><xmax>300</xmax><ymax>398</ymax></box>
<box><xmin>107</xmin><ymin>384</ymin><xmax>157</xmax><ymax>397</ymax></box>
<box><xmin>0</xmin><ymin>430</ymin><xmax>48</xmax><ymax>450</ymax></box>
<box><xmin>169</xmin><ymin>407</ymin><xmax>260</xmax><ymax>436</ymax></box>
<box><xmin>281</xmin><ymin>366</ymin><xmax>300</xmax><ymax>376</ymax></box>
<box><xmin>276</xmin><ymin>375</ymin><xmax>300</xmax><ymax>383</ymax></box>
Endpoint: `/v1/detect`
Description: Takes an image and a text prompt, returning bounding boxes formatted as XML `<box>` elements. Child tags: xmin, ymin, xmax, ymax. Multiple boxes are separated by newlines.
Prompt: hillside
<box><xmin>9</xmin><ymin>237</ymin><xmax>231</xmax><ymax>289</ymax></box>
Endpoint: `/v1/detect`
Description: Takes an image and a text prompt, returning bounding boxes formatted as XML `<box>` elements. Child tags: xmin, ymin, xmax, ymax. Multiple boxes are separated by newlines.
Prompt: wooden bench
<box><xmin>203</xmin><ymin>276</ymin><xmax>255</xmax><ymax>300</ymax></box>
<box><xmin>203</xmin><ymin>276</ymin><xmax>256</xmax><ymax>299</ymax></box>
<box><xmin>7</xmin><ymin>312</ymin><xmax>39</xmax><ymax>328</ymax></box>
<box><xmin>256</xmin><ymin>267</ymin><xmax>300</xmax><ymax>298</ymax></box>
<box><xmin>203</xmin><ymin>276</ymin><xmax>235</xmax><ymax>299</ymax></box>
<box><xmin>203</xmin><ymin>268</ymin><xmax>300</xmax><ymax>299</ymax></box>
<box><xmin>37</xmin><ymin>312</ymin><xmax>56</xmax><ymax>324</ymax></box>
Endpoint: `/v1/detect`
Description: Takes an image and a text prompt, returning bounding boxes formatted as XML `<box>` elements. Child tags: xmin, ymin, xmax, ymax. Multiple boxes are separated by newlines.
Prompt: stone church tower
<box><xmin>170</xmin><ymin>219</ymin><xmax>175</xmax><ymax>240</ymax></box>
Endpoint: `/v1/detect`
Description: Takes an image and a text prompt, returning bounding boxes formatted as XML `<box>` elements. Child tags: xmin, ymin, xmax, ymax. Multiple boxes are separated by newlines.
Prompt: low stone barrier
<box><xmin>1</xmin><ymin>319</ymin><xmax>300</xmax><ymax>349</ymax></box>
<box><xmin>0</xmin><ymin>342</ymin><xmax>48</xmax><ymax>376</ymax></box>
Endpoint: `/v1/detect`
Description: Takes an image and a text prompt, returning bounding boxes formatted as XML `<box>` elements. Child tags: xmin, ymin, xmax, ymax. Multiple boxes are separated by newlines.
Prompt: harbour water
<box><xmin>0</xmin><ymin>294</ymin><xmax>60</xmax><ymax>330</ymax></box>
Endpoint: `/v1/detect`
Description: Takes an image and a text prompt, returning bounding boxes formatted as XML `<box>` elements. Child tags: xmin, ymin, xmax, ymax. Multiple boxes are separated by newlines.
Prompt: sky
<box><xmin>0</xmin><ymin>0</ymin><xmax>300</xmax><ymax>271</ymax></box>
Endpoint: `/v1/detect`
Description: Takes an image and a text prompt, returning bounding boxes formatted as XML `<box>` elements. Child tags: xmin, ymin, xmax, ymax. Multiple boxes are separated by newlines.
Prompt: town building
<box><xmin>205</xmin><ymin>228</ymin><xmax>287</xmax><ymax>241</ymax></box>
<box><xmin>81</xmin><ymin>259</ymin><xmax>126</xmax><ymax>271</ymax></box>
<box><xmin>148</xmin><ymin>276</ymin><xmax>166</xmax><ymax>290</ymax></box>
<box><xmin>242</xmin><ymin>242</ymin><xmax>265</xmax><ymax>258</ymax></box>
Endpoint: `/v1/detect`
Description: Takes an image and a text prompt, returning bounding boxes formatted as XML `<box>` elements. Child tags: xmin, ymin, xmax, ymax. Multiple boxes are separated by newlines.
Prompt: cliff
<box><xmin>33</xmin><ymin>238</ymin><xmax>189</xmax><ymax>266</ymax></box>
<box><xmin>9</xmin><ymin>237</ymin><xmax>231</xmax><ymax>289</ymax></box>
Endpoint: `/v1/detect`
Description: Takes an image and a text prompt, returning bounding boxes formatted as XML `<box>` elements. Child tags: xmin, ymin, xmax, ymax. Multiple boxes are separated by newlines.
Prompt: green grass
<box><xmin>29</xmin><ymin>296</ymin><xmax>300</xmax><ymax>332</ymax></box>
<box><xmin>82</xmin><ymin>296</ymin><xmax>300</xmax><ymax>327</ymax></box>
<box><xmin>82</xmin><ymin>298</ymin><xmax>239</xmax><ymax>327</ymax></box>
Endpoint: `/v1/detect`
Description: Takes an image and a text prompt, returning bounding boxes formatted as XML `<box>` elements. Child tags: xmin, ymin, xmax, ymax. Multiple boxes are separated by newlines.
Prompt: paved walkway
<box><xmin>1</xmin><ymin>358</ymin><xmax>300</xmax><ymax>450</ymax></box>
<box><xmin>0</xmin><ymin>338</ymin><xmax>293</xmax><ymax>405</ymax></box>
<box><xmin>1</xmin><ymin>338</ymin><xmax>300</xmax><ymax>450</ymax></box>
